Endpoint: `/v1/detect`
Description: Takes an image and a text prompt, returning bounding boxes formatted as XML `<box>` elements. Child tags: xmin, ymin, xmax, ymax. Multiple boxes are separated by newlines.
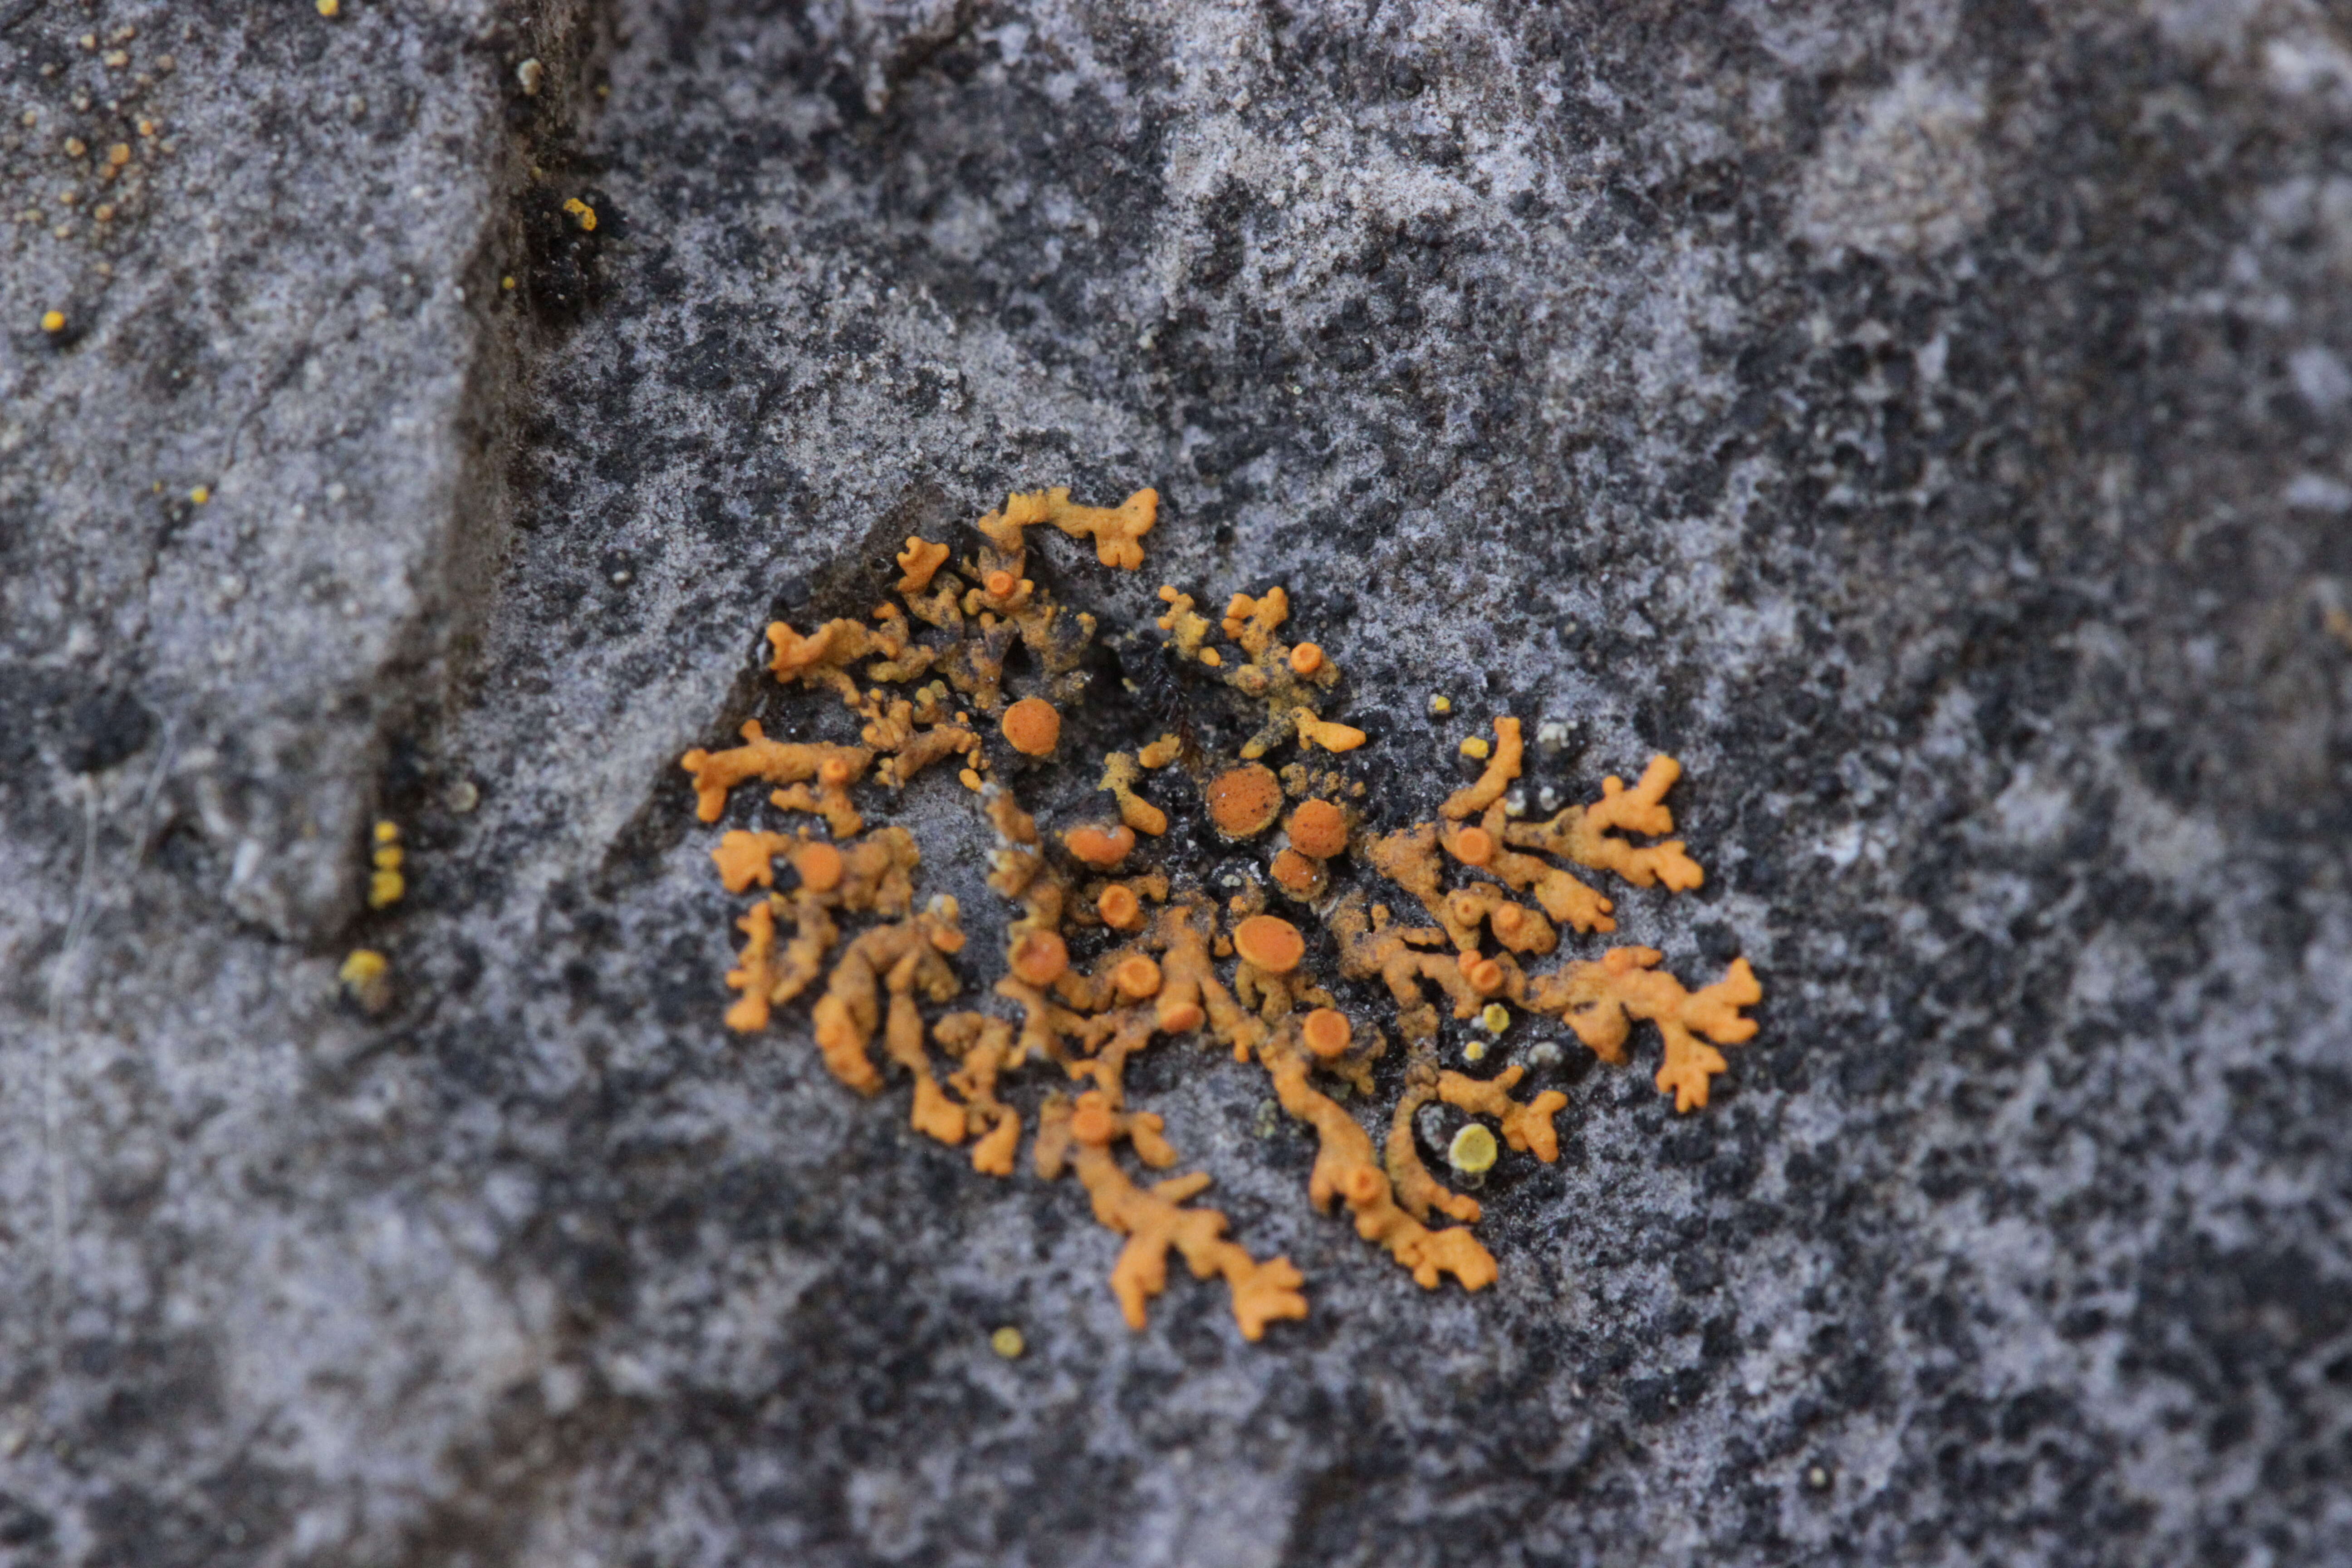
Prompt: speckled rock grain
<box><xmin>3</xmin><ymin>2</ymin><xmax>2351</xmax><ymax>1566</ymax></box>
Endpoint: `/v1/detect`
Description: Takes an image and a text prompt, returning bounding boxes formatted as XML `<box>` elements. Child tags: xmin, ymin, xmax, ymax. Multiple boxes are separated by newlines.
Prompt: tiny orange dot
<box><xmin>1454</xmin><ymin>826</ymin><xmax>1495</xmax><ymax>866</ymax></box>
<box><xmin>1112</xmin><ymin>955</ymin><xmax>1163</xmax><ymax>1001</ymax></box>
<box><xmin>1009</xmin><ymin>928</ymin><xmax>1069</xmax><ymax>986</ymax></box>
<box><xmin>794</xmin><ymin>842</ymin><xmax>845</xmax><ymax>892</ymax></box>
<box><xmin>1342</xmin><ymin>1166</ymin><xmax>1384</xmax><ymax>1206</ymax></box>
<box><xmin>1063</xmin><ymin>822</ymin><xmax>1135</xmax><ymax>869</ymax></box>
<box><xmin>1205</xmin><ymin>763</ymin><xmax>1284</xmax><ymax>840</ymax></box>
<box><xmin>1285</xmin><ymin>798</ymin><xmax>1349</xmax><ymax>859</ymax></box>
<box><xmin>1070</xmin><ymin>1101</ymin><xmax>1119</xmax><ymax>1146</ymax></box>
<box><xmin>818</xmin><ymin>756</ymin><xmax>855</xmax><ymax>785</ymax></box>
<box><xmin>1493</xmin><ymin>904</ymin><xmax>1526</xmax><ymax>937</ymax></box>
<box><xmin>1199</xmin><ymin>648</ymin><xmax>1223</xmax><ymax>668</ymax></box>
<box><xmin>1302</xmin><ymin>1008</ymin><xmax>1352</xmax><ymax>1059</ymax></box>
<box><xmin>1464</xmin><ymin>956</ymin><xmax>1504</xmax><ymax>995</ymax></box>
<box><xmin>1156</xmin><ymin>999</ymin><xmax>1205</xmax><ymax>1034</ymax></box>
<box><xmin>1233</xmin><ymin>914</ymin><xmax>1305</xmax><ymax>973</ymax></box>
<box><xmin>1000</xmin><ymin>696</ymin><xmax>1061</xmax><ymax>757</ymax></box>
<box><xmin>1289</xmin><ymin>642</ymin><xmax>1324</xmax><ymax>676</ymax></box>
<box><xmin>1097</xmin><ymin>884</ymin><xmax>1144</xmax><ymax>931</ymax></box>
<box><xmin>985</xmin><ymin>569</ymin><xmax>1017</xmax><ymax>597</ymax></box>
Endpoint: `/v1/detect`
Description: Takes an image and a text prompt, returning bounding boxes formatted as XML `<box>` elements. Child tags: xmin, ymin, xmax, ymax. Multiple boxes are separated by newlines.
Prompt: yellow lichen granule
<box><xmin>367</xmin><ymin>819</ymin><xmax>405</xmax><ymax>908</ymax></box>
<box><xmin>339</xmin><ymin>948</ymin><xmax>391</xmax><ymax>1013</ymax></box>
<box><xmin>678</xmin><ymin>482</ymin><xmax>1764</xmax><ymax>1341</ymax></box>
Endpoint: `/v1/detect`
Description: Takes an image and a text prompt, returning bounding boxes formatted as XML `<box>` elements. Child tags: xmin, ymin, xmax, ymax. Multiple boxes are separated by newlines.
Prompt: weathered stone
<box><xmin>3</xmin><ymin>1</ymin><xmax>2349</xmax><ymax>1563</ymax></box>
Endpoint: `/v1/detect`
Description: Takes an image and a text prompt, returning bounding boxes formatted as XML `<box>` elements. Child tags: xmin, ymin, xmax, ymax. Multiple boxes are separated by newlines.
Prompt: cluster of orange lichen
<box><xmin>681</xmin><ymin>485</ymin><xmax>1762</xmax><ymax>1341</ymax></box>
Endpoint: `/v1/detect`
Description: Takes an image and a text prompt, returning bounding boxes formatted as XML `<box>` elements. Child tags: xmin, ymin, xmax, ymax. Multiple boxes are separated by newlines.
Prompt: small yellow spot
<box><xmin>1459</xmin><ymin>736</ymin><xmax>1491</xmax><ymax>760</ymax></box>
<box><xmin>501</xmin><ymin>274</ymin><xmax>516</xmax><ymax>290</ymax></box>
<box><xmin>562</xmin><ymin>196</ymin><xmax>597</xmax><ymax>232</ymax></box>
<box><xmin>372</xmin><ymin>845</ymin><xmax>403</xmax><ymax>871</ymax></box>
<box><xmin>1429</xmin><ymin>694</ymin><xmax>1451</xmax><ymax>715</ymax></box>
<box><xmin>338</xmin><ymin>949</ymin><xmax>387</xmax><ymax>985</ymax></box>
<box><xmin>136</xmin><ymin>119</ymin><xmax>157</xmax><ymax>139</ymax></box>
<box><xmin>63</xmin><ymin>137</ymin><xmax>86</xmax><ymax>158</ymax></box>
<box><xmin>106</xmin><ymin>144</ymin><xmax>129</xmax><ymax>167</ymax></box>
<box><xmin>1480</xmin><ymin>1001</ymin><xmax>1511</xmax><ymax>1034</ymax></box>
<box><xmin>39</xmin><ymin>310</ymin><xmax>65</xmax><ymax>333</ymax></box>
<box><xmin>189</xmin><ymin>485</ymin><xmax>210</xmax><ymax>505</ymax></box>
<box><xmin>990</xmin><ymin>1326</ymin><xmax>1025</xmax><ymax>1359</ymax></box>
<box><xmin>1198</xmin><ymin>647</ymin><xmax>1223</xmax><ymax>668</ymax></box>
<box><xmin>373</xmin><ymin>819</ymin><xmax>399</xmax><ymax>843</ymax></box>
<box><xmin>316</xmin><ymin>0</ymin><xmax>340</xmax><ymax>16</ymax></box>
<box><xmin>1448</xmin><ymin>1122</ymin><xmax>1499</xmax><ymax>1176</ymax></box>
<box><xmin>958</xmin><ymin>766</ymin><xmax>984</xmax><ymax>791</ymax></box>
<box><xmin>368</xmin><ymin>869</ymin><xmax>405</xmax><ymax>909</ymax></box>
<box><xmin>1463</xmin><ymin>1039</ymin><xmax>1489</xmax><ymax>1063</ymax></box>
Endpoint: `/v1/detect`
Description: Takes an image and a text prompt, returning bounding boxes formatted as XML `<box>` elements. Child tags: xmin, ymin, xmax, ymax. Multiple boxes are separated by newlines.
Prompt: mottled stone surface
<box><xmin>5</xmin><ymin>1</ymin><xmax>2352</xmax><ymax>1564</ymax></box>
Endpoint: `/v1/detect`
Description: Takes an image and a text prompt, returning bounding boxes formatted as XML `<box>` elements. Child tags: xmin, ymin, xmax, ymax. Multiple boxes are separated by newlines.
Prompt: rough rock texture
<box><xmin>5</xmin><ymin>1</ymin><xmax>2352</xmax><ymax>1564</ymax></box>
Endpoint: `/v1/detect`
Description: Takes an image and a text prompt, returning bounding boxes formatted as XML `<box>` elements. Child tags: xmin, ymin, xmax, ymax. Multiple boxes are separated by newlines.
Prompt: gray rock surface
<box><xmin>5</xmin><ymin>0</ymin><xmax>2351</xmax><ymax>1564</ymax></box>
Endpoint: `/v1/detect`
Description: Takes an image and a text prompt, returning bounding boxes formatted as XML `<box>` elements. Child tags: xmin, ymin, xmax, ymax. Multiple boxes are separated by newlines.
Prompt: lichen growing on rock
<box><xmin>681</xmin><ymin>486</ymin><xmax>1763</xmax><ymax>1339</ymax></box>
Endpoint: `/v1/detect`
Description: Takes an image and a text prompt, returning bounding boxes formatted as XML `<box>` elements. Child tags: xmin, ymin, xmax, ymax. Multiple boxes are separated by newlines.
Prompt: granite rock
<box><xmin>3</xmin><ymin>1</ymin><xmax>2350</xmax><ymax>1564</ymax></box>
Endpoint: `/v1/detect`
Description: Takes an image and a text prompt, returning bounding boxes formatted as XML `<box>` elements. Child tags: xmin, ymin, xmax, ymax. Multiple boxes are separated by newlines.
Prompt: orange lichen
<box><xmin>1107</xmin><ymin>953</ymin><xmax>1163</xmax><ymax>1003</ymax></box>
<box><xmin>769</xmin><ymin>764</ymin><xmax>865</xmax><ymax>839</ymax></box>
<box><xmin>933</xmin><ymin>1012</ymin><xmax>1024</xmax><ymax>1175</ymax></box>
<box><xmin>721</xmin><ymin>828</ymin><xmax>922</xmax><ymax>1034</ymax></box>
<box><xmin>1507</xmin><ymin>755</ymin><xmax>1705</xmax><ymax>892</ymax></box>
<box><xmin>1001</xmin><ymin>696</ymin><xmax>1062</xmax><ymax>756</ymax></box>
<box><xmin>1526</xmin><ymin>947</ymin><xmax>1762</xmax><ymax>1111</ymax></box>
<box><xmin>1037</xmin><ymin>1093</ymin><xmax>1307</xmax><ymax>1338</ymax></box>
<box><xmin>1442</xmin><ymin>882</ymin><xmax>1557</xmax><ymax>957</ymax></box>
<box><xmin>764</xmin><ymin>618</ymin><xmax>890</xmax><ymax>705</ymax></box>
<box><xmin>1302</xmin><ymin>1007</ymin><xmax>1352</xmax><ymax>1060</ymax></box>
<box><xmin>977</xmin><ymin>487</ymin><xmax>1158</xmax><ymax>569</ymax></box>
<box><xmin>1260</xmin><ymin>1032</ymin><xmax>1497</xmax><ymax>1290</ymax></box>
<box><xmin>1232</xmin><ymin>914</ymin><xmax>1305</xmax><ymax>974</ymax></box>
<box><xmin>683</xmin><ymin>482</ymin><xmax>1764</xmax><ymax>1340</ymax></box>
<box><xmin>712</xmin><ymin>830</ymin><xmax>848</xmax><ymax>894</ymax></box>
<box><xmin>896</xmin><ymin>536</ymin><xmax>950</xmax><ymax>594</ymax></box>
<box><xmin>1385</xmin><ymin>1078</ymin><xmax>1482</xmax><ymax>1224</ymax></box>
<box><xmin>680</xmin><ymin>720</ymin><xmax>871</xmax><ymax>823</ymax></box>
<box><xmin>1443</xmin><ymin>716</ymin><xmax>1523</xmax><ymax>820</ymax></box>
<box><xmin>1330</xmin><ymin>895</ymin><xmax>1486</xmax><ymax>1047</ymax></box>
<box><xmin>1437</xmin><ymin>1065</ymin><xmax>1570</xmax><ymax>1161</ymax></box>
<box><xmin>1097</xmin><ymin>883</ymin><xmax>1145</xmax><ymax>932</ymax></box>
<box><xmin>1269</xmin><ymin>847</ymin><xmax>1327</xmax><ymax>900</ymax></box>
<box><xmin>810</xmin><ymin>903</ymin><xmax>965</xmax><ymax>1093</ymax></box>
<box><xmin>1099</xmin><ymin>751</ymin><xmax>1169</xmax><ymax>837</ymax></box>
<box><xmin>1294</xmin><ymin>710</ymin><xmax>1367</xmax><ymax>752</ymax></box>
<box><xmin>1205</xmin><ymin>763</ymin><xmax>1284</xmax><ymax>839</ymax></box>
<box><xmin>1009</xmin><ymin>928</ymin><xmax>1071</xmax><ymax>987</ymax></box>
<box><xmin>1286</xmin><ymin>798</ymin><xmax>1351</xmax><ymax>860</ymax></box>
<box><xmin>1063</xmin><ymin>822</ymin><xmax>1136</xmax><ymax>870</ymax></box>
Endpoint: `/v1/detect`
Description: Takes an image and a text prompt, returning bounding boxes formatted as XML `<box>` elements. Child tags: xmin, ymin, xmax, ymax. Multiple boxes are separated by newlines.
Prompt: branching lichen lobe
<box><xmin>681</xmin><ymin>485</ymin><xmax>1765</xmax><ymax>1340</ymax></box>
